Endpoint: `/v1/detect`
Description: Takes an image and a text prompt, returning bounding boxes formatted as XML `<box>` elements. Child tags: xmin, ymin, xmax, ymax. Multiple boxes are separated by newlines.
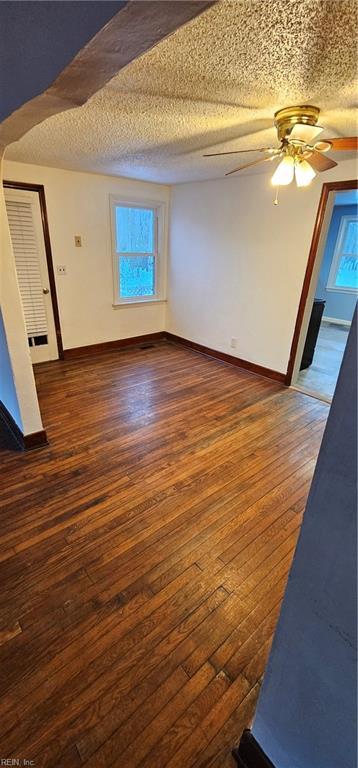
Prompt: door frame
<box><xmin>3</xmin><ymin>179</ymin><xmax>64</xmax><ymax>360</ymax></box>
<box><xmin>285</xmin><ymin>178</ymin><xmax>358</xmax><ymax>385</ymax></box>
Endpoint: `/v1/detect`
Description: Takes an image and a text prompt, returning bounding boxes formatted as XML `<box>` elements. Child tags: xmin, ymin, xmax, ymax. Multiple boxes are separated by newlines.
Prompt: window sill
<box><xmin>326</xmin><ymin>286</ymin><xmax>358</xmax><ymax>294</ymax></box>
<box><xmin>112</xmin><ymin>299</ymin><xmax>167</xmax><ymax>308</ymax></box>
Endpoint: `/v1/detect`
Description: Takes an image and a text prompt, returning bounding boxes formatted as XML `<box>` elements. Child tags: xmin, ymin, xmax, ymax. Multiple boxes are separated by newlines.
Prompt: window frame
<box><xmin>327</xmin><ymin>214</ymin><xmax>358</xmax><ymax>294</ymax></box>
<box><xmin>110</xmin><ymin>196</ymin><xmax>167</xmax><ymax>306</ymax></box>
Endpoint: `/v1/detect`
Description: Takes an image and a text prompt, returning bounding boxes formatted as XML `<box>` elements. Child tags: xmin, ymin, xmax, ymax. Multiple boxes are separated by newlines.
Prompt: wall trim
<box><xmin>165</xmin><ymin>333</ymin><xmax>286</xmax><ymax>383</ymax></box>
<box><xmin>62</xmin><ymin>332</ymin><xmax>167</xmax><ymax>359</ymax></box>
<box><xmin>62</xmin><ymin>330</ymin><xmax>285</xmax><ymax>383</ymax></box>
<box><xmin>23</xmin><ymin>430</ymin><xmax>49</xmax><ymax>451</ymax></box>
<box><xmin>3</xmin><ymin>179</ymin><xmax>64</xmax><ymax>360</ymax></box>
<box><xmin>0</xmin><ymin>400</ymin><xmax>48</xmax><ymax>451</ymax></box>
<box><xmin>285</xmin><ymin>178</ymin><xmax>358</xmax><ymax>385</ymax></box>
<box><xmin>232</xmin><ymin>730</ymin><xmax>276</xmax><ymax>768</ymax></box>
<box><xmin>1</xmin><ymin>330</ymin><xmax>284</xmax><ymax>450</ymax></box>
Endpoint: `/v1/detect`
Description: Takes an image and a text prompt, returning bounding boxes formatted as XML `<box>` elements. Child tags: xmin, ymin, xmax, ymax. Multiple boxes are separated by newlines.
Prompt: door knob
<box><xmin>43</xmin><ymin>288</ymin><xmax>50</xmax><ymax>295</ymax></box>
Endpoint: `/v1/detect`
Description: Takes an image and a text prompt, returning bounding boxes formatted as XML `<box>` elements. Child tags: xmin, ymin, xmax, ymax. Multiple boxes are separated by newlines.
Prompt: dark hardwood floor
<box><xmin>0</xmin><ymin>342</ymin><xmax>328</xmax><ymax>767</ymax></box>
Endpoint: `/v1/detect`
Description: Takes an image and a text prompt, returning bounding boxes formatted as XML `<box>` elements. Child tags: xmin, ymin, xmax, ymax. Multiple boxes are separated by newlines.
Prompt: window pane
<box><xmin>342</xmin><ymin>219</ymin><xmax>358</xmax><ymax>255</ymax></box>
<box><xmin>335</xmin><ymin>255</ymin><xmax>358</xmax><ymax>289</ymax></box>
<box><xmin>116</xmin><ymin>206</ymin><xmax>154</xmax><ymax>253</ymax></box>
<box><xmin>120</xmin><ymin>255</ymin><xmax>155</xmax><ymax>298</ymax></box>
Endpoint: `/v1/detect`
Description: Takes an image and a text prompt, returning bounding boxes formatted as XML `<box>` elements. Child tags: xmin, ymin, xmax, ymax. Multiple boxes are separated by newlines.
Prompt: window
<box><xmin>327</xmin><ymin>215</ymin><xmax>358</xmax><ymax>293</ymax></box>
<box><xmin>110</xmin><ymin>198</ymin><xmax>166</xmax><ymax>304</ymax></box>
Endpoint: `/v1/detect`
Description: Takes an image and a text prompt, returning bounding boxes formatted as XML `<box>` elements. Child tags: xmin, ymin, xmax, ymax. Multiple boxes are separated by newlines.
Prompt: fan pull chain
<box><xmin>274</xmin><ymin>187</ymin><xmax>279</xmax><ymax>206</ymax></box>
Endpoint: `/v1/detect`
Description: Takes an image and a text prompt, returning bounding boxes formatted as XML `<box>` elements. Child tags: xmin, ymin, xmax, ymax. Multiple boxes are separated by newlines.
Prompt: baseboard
<box><xmin>63</xmin><ymin>331</ymin><xmax>167</xmax><ymax>359</ymax></box>
<box><xmin>1</xmin><ymin>331</ymin><xmax>283</xmax><ymax>450</ymax></box>
<box><xmin>23</xmin><ymin>430</ymin><xmax>49</xmax><ymax>450</ymax></box>
<box><xmin>62</xmin><ymin>330</ymin><xmax>285</xmax><ymax>384</ymax></box>
<box><xmin>0</xmin><ymin>401</ymin><xmax>48</xmax><ymax>451</ymax></box>
<box><xmin>165</xmin><ymin>333</ymin><xmax>286</xmax><ymax>384</ymax></box>
<box><xmin>322</xmin><ymin>316</ymin><xmax>351</xmax><ymax>327</ymax></box>
<box><xmin>232</xmin><ymin>730</ymin><xmax>276</xmax><ymax>768</ymax></box>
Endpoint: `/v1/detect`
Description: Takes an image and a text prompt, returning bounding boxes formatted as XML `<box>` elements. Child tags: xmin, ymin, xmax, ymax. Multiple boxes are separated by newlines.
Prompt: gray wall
<box><xmin>316</xmin><ymin>203</ymin><xmax>357</xmax><ymax>322</ymax></box>
<box><xmin>0</xmin><ymin>308</ymin><xmax>23</xmax><ymax>430</ymax></box>
<box><xmin>252</xmin><ymin>308</ymin><xmax>357</xmax><ymax>768</ymax></box>
<box><xmin>0</xmin><ymin>0</ymin><xmax>124</xmax><ymax>432</ymax></box>
<box><xmin>0</xmin><ymin>0</ymin><xmax>125</xmax><ymax>122</ymax></box>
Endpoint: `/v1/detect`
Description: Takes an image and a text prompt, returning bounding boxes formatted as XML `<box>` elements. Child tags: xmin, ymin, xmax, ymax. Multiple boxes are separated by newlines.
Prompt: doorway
<box><xmin>289</xmin><ymin>182</ymin><xmax>357</xmax><ymax>402</ymax></box>
<box><xmin>4</xmin><ymin>182</ymin><xmax>63</xmax><ymax>363</ymax></box>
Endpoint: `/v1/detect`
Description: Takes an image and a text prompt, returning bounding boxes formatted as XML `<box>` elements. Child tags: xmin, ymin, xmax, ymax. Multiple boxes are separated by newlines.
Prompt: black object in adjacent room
<box><xmin>300</xmin><ymin>299</ymin><xmax>326</xmax><ymax>371</ymax></box>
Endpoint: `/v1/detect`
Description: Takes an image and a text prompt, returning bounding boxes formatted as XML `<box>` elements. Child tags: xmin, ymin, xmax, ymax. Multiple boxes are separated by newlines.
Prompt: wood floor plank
<box><xmin>139</xmin><ymin>670</ymin><xmax>232</xmax><ymax>768</ymax></box>
<box><xmin>83</xmin><ymin>663</ymin><xmax>216</xmax><ymax>768</ymax></box>
<box><xmin>0</xmin><ymin>621</ymin><xmax>22</xmax><ymax>647</ymax></box>
<box><xmin>78</xmin><ymin>663</ymin><xmax>189</xmax><ymax>764</ymax></box>
<box><xmin>35</xmin><ymin>589</ymin><xmax>230</xmax><ymax>767</ymax></box>
<box><xmin>165</xmin><ymin>674</ymin><xmax>252</xmax><ymax>768</ymax></box>
<box><xmin>0</xmin><ymin>342</ymin><xmax>328</xmax><ymax>766</ymax></box>
<box><xmin>186</xmin><ymin>684</ymin><xmax>260</xmax><ymax>768</ymax></box>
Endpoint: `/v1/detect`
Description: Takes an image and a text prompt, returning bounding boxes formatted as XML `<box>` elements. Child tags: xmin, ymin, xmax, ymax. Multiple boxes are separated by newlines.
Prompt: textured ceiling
<box><xmin>6</xmin><ymin>0</ymin><xmax>358</xmax><ymax>184</ymax></box>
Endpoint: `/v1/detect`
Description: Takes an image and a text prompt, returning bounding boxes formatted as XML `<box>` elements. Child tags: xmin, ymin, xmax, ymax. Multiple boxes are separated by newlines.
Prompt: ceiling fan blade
<box><xmin>225</xmin><ymin>155</ymin><xmax>278</xmax><ymax>177</ymax></box>
<box><xmin>204</xmin><ymin>147</ymin><xmax>274</xmax><ymax>158</ymax></box>
<box><xmin>307</xmin><ymin>150</ymin><xmax>338</xmax><ymax>172</ymax></box>
<box><xmin>320</xmin><ymin>137</ymin><xmax>358</xmax><ymax>151</ymax></box>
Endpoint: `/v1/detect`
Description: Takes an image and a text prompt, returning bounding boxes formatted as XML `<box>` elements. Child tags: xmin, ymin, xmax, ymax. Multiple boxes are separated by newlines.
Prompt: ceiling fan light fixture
<box><xmin>271</xmin><ymin>155</ymin><xmax>295</xmax><ymax>186</ymax></box>
<box><xmin>288</xmin><ymin>123</ymin><xmax>323</xmax><ymax>143</ymax></box>
<box><xmin>314</xmin><ymin>140</ymin><xmax>332</xmax><ymax>152</ymax></box>
<box><xmin>295</xmin><ymin>158</ymin><xmax>316</xmax><ymax>187</ymax></box>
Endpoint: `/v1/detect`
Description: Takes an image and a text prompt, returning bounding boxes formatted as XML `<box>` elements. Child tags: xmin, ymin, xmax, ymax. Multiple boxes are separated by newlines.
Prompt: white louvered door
<box><xmin>5</xmin><ymin>189</ymin><xmax>58</xmax><ymax>363</ymax></box>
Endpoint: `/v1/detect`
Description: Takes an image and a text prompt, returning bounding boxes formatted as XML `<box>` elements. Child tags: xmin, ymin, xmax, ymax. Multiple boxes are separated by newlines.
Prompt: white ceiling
<box><xmin>6</xmin><ymin>0</ymin><xmax>358</xmax><ymax>184</ymax></box>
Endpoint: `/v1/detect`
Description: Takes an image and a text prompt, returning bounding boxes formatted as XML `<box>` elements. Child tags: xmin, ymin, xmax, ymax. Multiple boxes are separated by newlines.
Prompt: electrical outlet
<box><xmin>230</xmin><ymin>337</ymin><xmax>237</xmax><ymax>349</ymax></box>
<box><xmin>74</xmin><ymin>235</ymin><xmax>82</xmax><ymax>247</ymax></box>
<box><xmin>57</xmin><ymin>265</ymin><xmax>67</xmax><ymax>275</ymax></box>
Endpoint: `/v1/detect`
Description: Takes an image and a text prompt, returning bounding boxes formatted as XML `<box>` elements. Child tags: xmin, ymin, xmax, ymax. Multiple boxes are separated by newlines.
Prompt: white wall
<box><xmin>4</xmin><ymin>157</ymin><xmax>356</xmax><ymax>375</ymax></box>
<box><xmin>168</xmin><ymin>159</ymin><xmax>357</xmax><ymax>374</ymax></box>
<box><xmin>3</xmin><ymin>160</ymin><xmax>170</xmax><ymax>350</ymax></box>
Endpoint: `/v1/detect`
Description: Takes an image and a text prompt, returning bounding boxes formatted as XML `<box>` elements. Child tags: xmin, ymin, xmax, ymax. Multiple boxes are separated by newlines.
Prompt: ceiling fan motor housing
<box><xmin>274</xmin><ymin>105</ymin><xmax>321</xmax><ymax>142</ymax></box>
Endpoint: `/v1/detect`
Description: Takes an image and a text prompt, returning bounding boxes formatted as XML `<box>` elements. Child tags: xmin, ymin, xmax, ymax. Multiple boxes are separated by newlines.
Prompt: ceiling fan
<box><xmin>204</xmin><ymin>105</ymin><xmax>358</xmax><ymax>190</ymax></box>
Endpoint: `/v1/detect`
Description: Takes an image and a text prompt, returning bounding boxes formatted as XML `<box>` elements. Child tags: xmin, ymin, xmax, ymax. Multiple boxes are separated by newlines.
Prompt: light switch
<box><xmin>74</xmin><ymin>235</ymin><xmax>82</xmax><ymax>247</ymax></box>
